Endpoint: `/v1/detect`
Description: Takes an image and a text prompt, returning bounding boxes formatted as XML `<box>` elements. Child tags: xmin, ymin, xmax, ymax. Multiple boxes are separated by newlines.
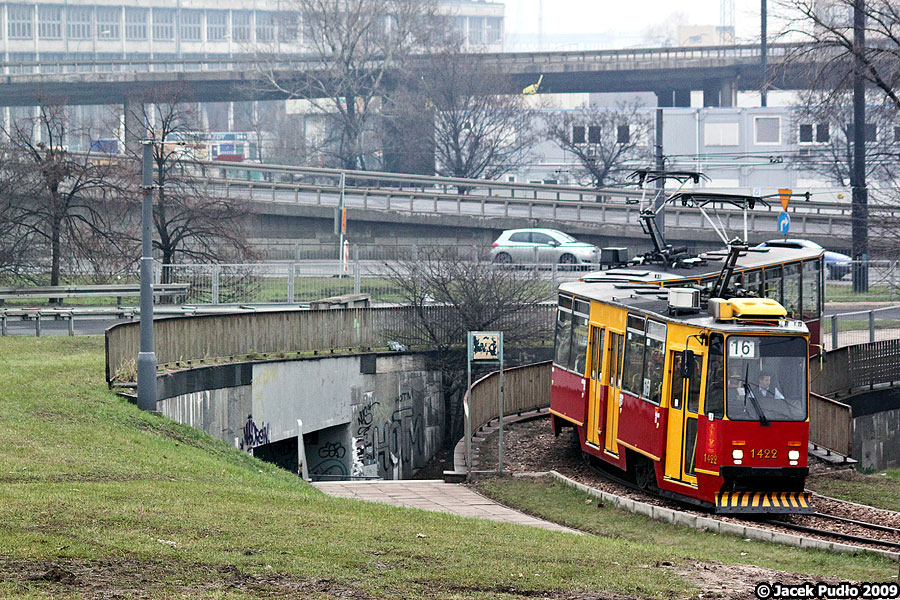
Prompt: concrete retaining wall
<box><xmin>155</xmin><ymin>352</ymin><xmax>443</xmax><ymax>480</ymax></box>
<box><xmin>854</xmin><ymin>405</ymin><xmax>900</xmax><ymax>471</ymax></box>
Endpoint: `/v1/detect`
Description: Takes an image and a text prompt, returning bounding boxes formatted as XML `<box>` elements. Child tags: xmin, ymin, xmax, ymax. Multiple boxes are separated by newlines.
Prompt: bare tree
<box><xmin>255</xmin><ymin>0</ymin><xmax>449</xmax><ymax>170</ymax></box>
<box><xmin>543</xmin><ymin>103</ymin><xmax>654</xmax><ymax>188</ymax></box>
<box><xmin>2</xmin><ymin>103</ymin><xmax>128</xmax><ymax>287</ymax></box>
<box><xmin>791</xmin><ymin>90</ymin><xmax>899</xmax><ymax>186</ymax></box>
<box><xmin>385</xmin><ymin>52</ymin><xmax>537</xmax><ymax>184</ymax></box>
<box><xmin>383</xmin><ymin>247</ymin><xmax>553</xmax><ymax>445</ymax></box>
<box><xmin>123</xmin><ymin>88</ymin><xmax>252</xmax><ymax>278</ymax></box>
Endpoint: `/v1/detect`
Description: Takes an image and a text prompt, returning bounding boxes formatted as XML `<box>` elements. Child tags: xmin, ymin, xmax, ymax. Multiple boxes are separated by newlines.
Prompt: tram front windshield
<box><xmin>725</xmin><ymin>336</ymin><xmax>808</xmax><ymax>422</ymax></box>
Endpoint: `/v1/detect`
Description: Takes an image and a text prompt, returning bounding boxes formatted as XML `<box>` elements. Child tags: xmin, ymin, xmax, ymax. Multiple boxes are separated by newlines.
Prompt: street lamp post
<box><xmin>137</xmin><ymin>140</ymin><xmax>158</xmax><ymax>411</ymax></box>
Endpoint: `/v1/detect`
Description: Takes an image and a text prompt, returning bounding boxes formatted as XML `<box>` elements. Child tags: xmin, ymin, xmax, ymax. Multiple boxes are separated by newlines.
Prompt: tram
<box><xmin>549</xmin><ymin>181</ymin><xmax>823</xmax><ymax>513</ymax></box>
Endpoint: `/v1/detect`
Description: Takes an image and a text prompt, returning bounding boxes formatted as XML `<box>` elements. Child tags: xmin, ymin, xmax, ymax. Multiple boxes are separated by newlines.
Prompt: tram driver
<box><xmin>757</xmin><ymin>371</ymin><xmax>784</xmax><ymax>400</ymax></box>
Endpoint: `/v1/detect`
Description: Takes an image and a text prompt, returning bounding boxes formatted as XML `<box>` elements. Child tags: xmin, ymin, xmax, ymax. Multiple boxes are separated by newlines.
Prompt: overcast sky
<box><xmin>502</xmin><ymin>0</ymin><xmax>768</xmax><ymax>44</ymax></box>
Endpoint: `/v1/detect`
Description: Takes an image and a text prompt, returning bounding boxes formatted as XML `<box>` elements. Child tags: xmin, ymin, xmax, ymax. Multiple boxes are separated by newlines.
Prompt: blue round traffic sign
<box><xmin>777</xmin><ymin>211</ymin><xmax>791</xmax><ymax>235</ymax></box>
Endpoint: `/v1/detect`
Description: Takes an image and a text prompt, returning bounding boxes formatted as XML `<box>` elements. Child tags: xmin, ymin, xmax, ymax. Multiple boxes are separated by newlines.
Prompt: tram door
<box><xmin>585</xmin><ymin>326</ymin><xmax>605</xmax><ymax>447</ymax></box>
<box><xmin>664</xmin><ymin>350</ymin><xmax>701</xmax><ymax>485</ymax></box>
<box><xmin>604</xmin><ymin>331</ymin><xmax>624</xmax><ymax>456</ymax></box>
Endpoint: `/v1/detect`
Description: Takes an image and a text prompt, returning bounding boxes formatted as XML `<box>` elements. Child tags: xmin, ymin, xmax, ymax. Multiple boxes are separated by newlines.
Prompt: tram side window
<box><xmin>783</xmin><ymin>263</ymin><xmax>801</xmax><ymax>318</ymax></box>
<box><xmin>590</xmin><ymin>328</ymin><xmax>605</xmax><ymax>381</ymax></box>
<box><xmin>643</xmin><ymin>320</ymin><xmax>667</xmax><ymax>404</ymax></box>
<box><xmin>554</xmin><ymin>308</ymin><xmax>573</xmax><ymax>368</ymax></box>
<box><xmin>608</xmin><ymin>332</ymin><xmax>623</xmax><ymax>388</ymax></box>
<box><xmin>704</xmin><ymin>333</ymin><xmax>725</xmax><ymax>419</ymax></box>
<box><xmin>802</xmin><ymin>259</ymin><xmax>822</xmax><ymax>320</ymax></box>
<box><xmin>743</xmin><ymin>269</ymin><xmax>762</xmax><ymax>297</ymax></box>
<box><xmin>621</xmin><ymin>315</ymin><xmax>646</xmax><ymax>396</ymax></box>
<box><xmin>569</xmin><ymin>314</ymin><xmax>589</xmax><ymax>375</ymax></box>
<box><xmin>764</xmin><ymin>265</ymin><xmax>783</xmax><ymax>304</ymax></box>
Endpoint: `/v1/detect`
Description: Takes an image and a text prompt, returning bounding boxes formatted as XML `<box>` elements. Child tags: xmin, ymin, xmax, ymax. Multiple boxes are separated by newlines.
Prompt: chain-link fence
<box><xmin>824</xmin><ymin>305</ymin><xmax>900</xmax><ymax>350</ymax></box>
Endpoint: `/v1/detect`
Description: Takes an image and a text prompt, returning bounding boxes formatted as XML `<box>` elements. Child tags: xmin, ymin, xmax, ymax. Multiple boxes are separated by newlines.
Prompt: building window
<box><xmin>38</xmin><ymin>5</ymin><xmax>62</xmax><ymax>40</ymax></box>
<box><xmin>278</xmin><ymin>12</ymin><xmax>298</xmax><ymax>42</ymax></box>
<box><xmin>125</xmin><ymin>7</ymin><xmax>147</xmax><ymax>40</ymax></box>
<box><xmin>180</xmin><ymin>10</ymin><xmax>202</xmax><ymax>41</ymax></box>
<box><xmin>799</xmin><ymin>123</ymin><xmax>829</xmax><ymax>144</ymax></box>
<box><xmin>256</xmin><ymin>11</ymin><xmax>273</xmax><ymax>42</ymax></box>
<box><xmin>486</xmin><ymin>17</ymin><xmax>502</xmax><ymax>44</ymax></box>
<box><xmin>9</xmin><ymin>4</ymin><xmax>34</xmax><ymax>40</ymax></box>
<box><xmin>617</xmin><ymin>125</ymin><xmax>630</xmax><ymax>144</ymax></box>
<box><xmin>572</xmin><ymin>125</ymin><xmax>585</xmax><ymax>144</ymax></box>
<box><xmin>588</xmin><ymin>125</ymin><xmax>601</xmax><ymax>144</ymax></box>
<box><xmin>232</xmin><ymin>11</ymin><xmax>251</xmax><ymax>42</ymax></box>
<box><xmin>153</xmin><ymin>8</ymin><xmax>175</xmax><ymax>41</ymax></box>
<box><xmin>704</xmin><ymin>121</ymin><xmax>739</xmax><ymax>146</ymax></box>
<box><xmin>207</xmin><ymin>10</ymin><xmax>227</xmax><ymax>41</ymax></box>
<box><xmin>67</xmin><ymin>6</ymin><xmax>92</xmax><ymax>40</ymax></box>
<box><xmin>848</xmin><ymin>123</ymin><xmax>877</xmax><ymax>142</ymax></box>
<box><xmin>468</xmin><ymin>16</ymin><xmax>484</xmax><ymax>45</ymax></box>
<box><xmin>754</xmin><ymin>116</ymin><xmax>781</xmax><ymax>145</ymax></box>
<box><xmin>97</xmin><ymin>7</ymin><xmax>120</xmax><ymax>40</ymax></box>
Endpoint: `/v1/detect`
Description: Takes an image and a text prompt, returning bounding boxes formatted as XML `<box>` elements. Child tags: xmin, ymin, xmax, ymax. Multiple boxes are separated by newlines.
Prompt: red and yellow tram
<box><xmin>550</xmin><ymin>244</ymin><xmax>824</xmax><ymax>513</ymax></box>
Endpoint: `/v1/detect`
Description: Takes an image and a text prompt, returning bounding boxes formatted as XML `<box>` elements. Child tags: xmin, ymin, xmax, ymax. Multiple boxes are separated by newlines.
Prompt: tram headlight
<box><xmin>788</xmin><ymin>450</ymin><xmax>800</xmax><ymax>461</ymax></box>
<box><xmin>731</xmin><ymin>449</ymin><xmax>744</xmax><ymax>460</ymax></box>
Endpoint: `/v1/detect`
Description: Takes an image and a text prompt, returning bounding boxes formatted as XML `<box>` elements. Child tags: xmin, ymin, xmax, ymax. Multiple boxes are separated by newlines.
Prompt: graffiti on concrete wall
<box><xmin>351</xmin><ymin>389</ymin><xmax>425</xmax><ymax>479</ymax></box>
<box><xmin>241</xmin><ymin>414</ymin><xmax>271</xmax><ymax>450</ymax></box>
<box><xmin>310</xmin><ymin>441</ymin><xmax>349</xmax><ymax>479</ymax></box>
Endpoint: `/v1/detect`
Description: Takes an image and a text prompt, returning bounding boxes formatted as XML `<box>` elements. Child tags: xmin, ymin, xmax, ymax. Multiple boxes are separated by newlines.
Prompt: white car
<box><xmin>490</xmin><ymin>228</ymin><xmax>600</xmax><ymax>264</ymax></box>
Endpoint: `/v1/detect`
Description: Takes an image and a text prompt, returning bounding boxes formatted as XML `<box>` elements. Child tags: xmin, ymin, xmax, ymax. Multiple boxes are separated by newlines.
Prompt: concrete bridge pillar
<box><xmin>123</xmin><ymin>96</ymin><xmax>144</xmax><ymax>156</ymax></box>
<box><xmin>719</xmin><ymin>79</ymin><xmax>736</xmax><ymax>107</ymax></box>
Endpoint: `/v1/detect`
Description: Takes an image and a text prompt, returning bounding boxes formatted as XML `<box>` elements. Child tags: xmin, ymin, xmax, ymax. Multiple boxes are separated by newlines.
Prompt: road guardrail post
<box><xmin>353</xmin><ymin>247</ymin><xmax>361</xmax><ymax>295</ymax></box>
<box><xmin>831</xmin><ymin>314</ymin><xmax>838</xmax><ymax>350</ymax></box>
<box><xmin>288</xmin><ymin>264</ymin><xmax>295</xmax><ymax>303</ymax></box>
<box><xmin>212</xmin><ymin>265</ymin><xmax>220</xmax><ymax>305</ymax></box>
<box><xmin>869</xmin><ymin>310</ymin><xmax>875</xmax><ymax>343</ymax></box>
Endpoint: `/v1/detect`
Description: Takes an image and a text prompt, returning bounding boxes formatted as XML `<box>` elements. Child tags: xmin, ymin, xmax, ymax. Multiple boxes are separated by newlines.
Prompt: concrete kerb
<box><xmin>546</xmin><ymin>470</ymin><xmax>900</xmax><ymax>563</ymax></box>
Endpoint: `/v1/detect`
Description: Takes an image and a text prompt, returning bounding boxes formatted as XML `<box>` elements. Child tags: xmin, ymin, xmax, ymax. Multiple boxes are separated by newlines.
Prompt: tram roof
<box><xmin>557</xmin><ymin>245</ymin><xmax>819</xmax><ymax>334</ymax></box>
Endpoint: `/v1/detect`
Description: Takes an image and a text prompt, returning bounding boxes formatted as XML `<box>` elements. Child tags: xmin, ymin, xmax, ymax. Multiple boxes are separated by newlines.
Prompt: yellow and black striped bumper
<box><xmin>716</xmin><ymin>491</ymin><xmax>812</xmax><ymax>514</ymax></box>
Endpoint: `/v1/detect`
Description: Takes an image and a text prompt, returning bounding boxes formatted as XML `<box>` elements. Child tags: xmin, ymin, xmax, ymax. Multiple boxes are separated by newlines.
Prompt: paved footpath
<box><xmin>313</xmin><ymin>480</ymin><xmax>580</xmax><ymax>534</ymax></box>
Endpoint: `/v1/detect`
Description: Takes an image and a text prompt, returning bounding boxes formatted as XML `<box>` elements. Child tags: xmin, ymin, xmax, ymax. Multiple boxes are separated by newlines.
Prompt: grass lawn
<box><xmin>807</xmin><ymin>469</ymin><xmax>900</xmax><ymax>513</ymax></box>
<box><xmin>473</xmin><ymin>477</ymin><xmax>894</xmax><ymax>585</ymax></box>
<box><xmin>0</xmin><ymin>337</ymin><xmax>894</xmax><ymax>599</ymax></box>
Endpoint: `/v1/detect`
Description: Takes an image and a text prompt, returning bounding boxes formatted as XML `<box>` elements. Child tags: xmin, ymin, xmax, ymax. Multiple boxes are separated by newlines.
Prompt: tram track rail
<box><xmin>761</xmin><ymin>515</ymin><xmax>900</xmax><ymax>552</ymax></box>
<box><xmin>581</xmin><ymin>451</ymin><xmax>900</xmax><ymax>554</ymax></box>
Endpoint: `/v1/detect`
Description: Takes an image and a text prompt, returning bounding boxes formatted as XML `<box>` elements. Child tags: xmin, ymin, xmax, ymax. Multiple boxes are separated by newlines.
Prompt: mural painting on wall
<box><xmin>240</xmin><ymin>414</ymin><xmax>271</xmax><ymax>451</ymax></box>
<box><xmin>351</xmin><ymin>390</ymin><xmax>425</xmax><ymax>480</ymax></box>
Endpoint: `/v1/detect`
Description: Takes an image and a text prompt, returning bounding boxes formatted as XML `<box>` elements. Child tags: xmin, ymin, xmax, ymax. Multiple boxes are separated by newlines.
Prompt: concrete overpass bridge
<box><xmin>0</xmin><ymin>42</ymin><xmax>815</xmax><ymax>108</ymax></box>
<box><xmin>193</xmin><ymin>160</ymin><xmax>863</xmax><ymax>254</ymax></box>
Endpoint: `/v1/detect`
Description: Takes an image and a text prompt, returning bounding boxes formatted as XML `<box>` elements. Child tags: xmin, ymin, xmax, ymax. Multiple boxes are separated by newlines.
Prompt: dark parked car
<box><xmin>755</xmin><ymin>239</ymin><xmax>852</xmax><ymax>280</ymax></box>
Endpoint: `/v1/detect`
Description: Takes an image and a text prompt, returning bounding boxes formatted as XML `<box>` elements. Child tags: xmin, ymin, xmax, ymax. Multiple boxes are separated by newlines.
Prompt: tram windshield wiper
<box><xmin>743</xmin><ymin>365</ymin><xmax>770</xmax><ymax>427</ymax></box>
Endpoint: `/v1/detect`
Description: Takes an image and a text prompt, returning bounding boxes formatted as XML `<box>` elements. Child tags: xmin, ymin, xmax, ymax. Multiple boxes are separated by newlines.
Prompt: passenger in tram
<box><xmin>726</xmin><ymin>369</ymin><xmax>744</xmax><ymax>404</ymax></box>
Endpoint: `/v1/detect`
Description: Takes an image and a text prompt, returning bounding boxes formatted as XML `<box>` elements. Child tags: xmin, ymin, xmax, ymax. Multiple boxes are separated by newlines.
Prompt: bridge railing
<box><xmin>467</xmin><ymin>361</ymin><xmax>553</xmax><ymax>438</ymax></box>
<box><xmin>104</xmin><ymin>304</ymin><xmax>555</xmax><ymax>385</ymax></box>
<box><xmin>826</xmin><ymin>301</ymin><xmax>900</xmax><ymax>350</ymax></box>
<box><xmin>0</xmin><ymin>42</ymin><xmax>804</xmax><ymax>77</ymax></box>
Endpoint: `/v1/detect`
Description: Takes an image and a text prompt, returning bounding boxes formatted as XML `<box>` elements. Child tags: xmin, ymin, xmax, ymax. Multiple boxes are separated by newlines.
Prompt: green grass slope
<box><xmin>0</xmin><ymin>337</ymin><xmax>692</xmax><ymax>599</ymax></box>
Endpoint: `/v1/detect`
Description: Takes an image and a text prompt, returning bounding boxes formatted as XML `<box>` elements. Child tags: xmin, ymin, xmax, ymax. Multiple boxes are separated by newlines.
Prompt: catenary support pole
<box><xmin>137</xmin><ymin>141</ymin><xmax>158</xmax><ymax>412</ymax></box>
